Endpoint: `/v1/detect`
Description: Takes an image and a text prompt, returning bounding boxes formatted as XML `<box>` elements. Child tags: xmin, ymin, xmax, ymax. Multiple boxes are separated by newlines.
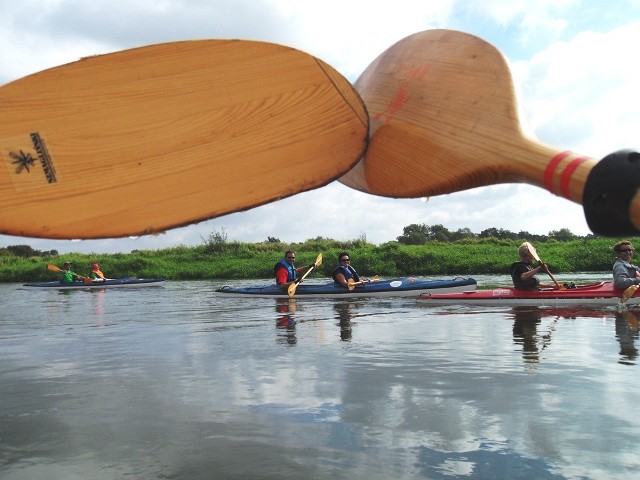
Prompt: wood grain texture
<box><xmin>0</xmin><ymin>40</ymin><xmax>368</xmax><ymax>239</ymax></box>
<box><xmin>339</xmin><ymin>29</ymin><xmax>597</xmax><ymax>203</ymax></box>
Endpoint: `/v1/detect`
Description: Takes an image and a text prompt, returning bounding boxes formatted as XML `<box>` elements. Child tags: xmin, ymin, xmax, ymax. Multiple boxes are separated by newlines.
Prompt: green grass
<box><xmin>1</xmin><ymin>237</ymin><xmax>635</xmax><ymax>282</ymax></box>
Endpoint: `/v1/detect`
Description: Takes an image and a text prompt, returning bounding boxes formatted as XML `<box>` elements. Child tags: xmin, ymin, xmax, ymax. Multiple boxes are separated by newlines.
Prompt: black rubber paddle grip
<box><xmin>583</xmin><ymin>150</ymin><xmax>640</xmax><ymax>235</ymax></box>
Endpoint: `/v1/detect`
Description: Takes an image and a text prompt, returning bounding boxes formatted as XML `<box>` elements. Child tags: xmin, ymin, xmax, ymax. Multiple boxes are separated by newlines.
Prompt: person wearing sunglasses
<box><xmin>612</xmin><ymin>241</ymin><xmax>640</xmax><ymax>289</ymax></box>
<box><xmin>332</xmin><ymin>252</ymin><xmax>369</xmax><ymax>288</ymax></box>
<box><xmin>274</xmin><ymin>251</ymin><xmax>314</xmax><ymax>291</ymax></box>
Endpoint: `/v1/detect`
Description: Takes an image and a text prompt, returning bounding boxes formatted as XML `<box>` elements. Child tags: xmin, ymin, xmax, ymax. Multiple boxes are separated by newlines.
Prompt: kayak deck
<box><xmin>416</xmin><ymin>281</ymin><xmax>638</xmax><ymax>307</ymax></box>
<box><xmin>216</xmin><ymin>277</ymin><xmax>477</xmax><ymax>298</ymax></box>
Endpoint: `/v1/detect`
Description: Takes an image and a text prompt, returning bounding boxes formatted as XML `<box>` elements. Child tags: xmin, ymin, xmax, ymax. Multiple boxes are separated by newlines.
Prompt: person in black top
<box><xmin>510</xmin><ymin>243</ymin><xmax>555</xmax><ymax>290</ymax></box>
<box><xmin>332</xmin><ymin>252</ymin><xmax>369</xmax><ymax>288</ymax></box>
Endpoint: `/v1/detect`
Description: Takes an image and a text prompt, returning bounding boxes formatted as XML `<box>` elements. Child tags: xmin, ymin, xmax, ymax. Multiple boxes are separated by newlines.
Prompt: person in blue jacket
<box><xmin>332</xmin><ymin>252</ymin><xmax>369</xmax><ymax>288</ymax></box>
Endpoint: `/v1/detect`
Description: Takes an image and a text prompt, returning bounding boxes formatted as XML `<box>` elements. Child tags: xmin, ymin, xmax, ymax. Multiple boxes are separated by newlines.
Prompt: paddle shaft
<box><xmin>287</xmin><ymin>253</ymin><xmax>322</xmax><ymax>297</ymax></box>
<box><xmin>524</xmin><ymin>244</ymin><xmax>562</xmax><ymax>289</ymax></box>
<box><xmin>347</xmin><ymin>276</ymin><xmax>379</xmax><ymax>290</ymax></box>
<box><xmin>47</xmin><ymin>264</ymin><xmax>93</xmax><ymax>283</ymax></box>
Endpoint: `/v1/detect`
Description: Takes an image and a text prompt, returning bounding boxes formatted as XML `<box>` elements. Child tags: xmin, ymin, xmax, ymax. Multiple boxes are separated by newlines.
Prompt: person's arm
<box><xmin>334</xmin><ymin>272</ymin><xmax>348</xmax><ymax>288</ymax></box>
<box><xmin>295</xmin><ymin>264</ymin><xmax>314</xmax><ymax>274</ymax></box>
<box><xmin>519</xmin><ymin>264</ymin><xmax>542</xmax><ymax>282</ymax></box>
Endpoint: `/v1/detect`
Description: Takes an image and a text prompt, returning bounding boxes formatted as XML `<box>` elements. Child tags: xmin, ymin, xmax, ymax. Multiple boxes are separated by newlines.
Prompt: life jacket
<box><xmin>91</xmin><ymin>269</ymin><xmax>105</xmax><ymax>279</ymax></box>
<box><xmin>332</xmin><ymin>265</ymin><xmax>360</xmax><ymax>284</ymax></box>
<box><xmin>510</xmin><ymin>261</ymin><xmax>539</xmax><ymax>290</ymax></box>
<box><xmin>274</xmin><ymin>259</ymin><xmax>297</xmax><ymax>283</ymax></box>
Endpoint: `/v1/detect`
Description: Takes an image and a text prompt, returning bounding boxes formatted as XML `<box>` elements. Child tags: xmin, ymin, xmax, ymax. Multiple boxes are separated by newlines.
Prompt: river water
<box><xmin>1</xmin><ymin>274</ymin><xmax>639</xmax><ymax>479</ymax></box>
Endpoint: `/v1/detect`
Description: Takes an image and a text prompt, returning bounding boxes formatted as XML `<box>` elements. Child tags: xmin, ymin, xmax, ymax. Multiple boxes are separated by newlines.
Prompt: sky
<box><xmin>1</xmin><ymin>0</ymin><xmax>639</xmax><ymax>253</ymax></box>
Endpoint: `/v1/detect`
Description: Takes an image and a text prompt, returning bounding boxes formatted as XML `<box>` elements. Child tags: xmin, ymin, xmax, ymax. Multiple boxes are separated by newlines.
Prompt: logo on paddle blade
<box><xmin>10</xmin><ymin>150</ymin><xmax>36</xmax><ymax>174</ymax></box>
<box><xmin>7</xmin><ymin>132</ymin><xmax>57</xmax><ymax>184</ymax></box>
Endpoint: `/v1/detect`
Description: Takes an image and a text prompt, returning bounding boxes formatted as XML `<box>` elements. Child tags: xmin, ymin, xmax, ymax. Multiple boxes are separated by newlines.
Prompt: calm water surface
<box><xmin>1</xmin><ymin>274</ymin><xmax>639</xmax><ymax>479</ymax></box>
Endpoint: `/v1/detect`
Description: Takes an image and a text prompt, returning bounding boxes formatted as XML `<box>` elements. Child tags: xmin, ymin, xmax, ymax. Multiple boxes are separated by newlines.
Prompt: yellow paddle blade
<box><xmin>621</xmin><ymin>285</ymin><xmax>639</xmax><ymax>304</ymax></box>
<box><xmin>1</xmin><ymin>41</ymin><xmax>368</xmax><ymax>239</ymax></box>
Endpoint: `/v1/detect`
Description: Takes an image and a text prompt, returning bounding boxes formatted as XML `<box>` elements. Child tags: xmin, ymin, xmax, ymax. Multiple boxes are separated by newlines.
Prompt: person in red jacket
<box><xmin>273</xmin><ymin>251</ymin><xmax>313</xmax><ymax>291</ymax></box>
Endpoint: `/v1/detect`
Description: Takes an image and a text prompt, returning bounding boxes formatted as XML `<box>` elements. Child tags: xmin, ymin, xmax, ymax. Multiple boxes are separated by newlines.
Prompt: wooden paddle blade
<box><xmin>524</xmin><ymin>242</ymin><xmax>540</xmax><ymax>262</ymax></box>
<box><xmin>338</xmin><ymin>29</ymin><xmax>640</xmax><ymax>235</ymax></box>
<box><xmin>0</xmin><ymin>40</ymin><xmax>368</xmax><ymax>239</ymax></box>
<box><xmin>347</xmin><ymin>278</ymin><xmax>356</xmax><ymax>291</ymax></box>
<box><xmin>287</xmin><ymin>281</ymin><xmax>299</xmax><ymax>298</ymax></box>
<box><xmin>47</xmin><ymin>264</ymin><xmax>62</xmax><ymax>272</ymax></box>
<box><xmin>621</xmin><ymin>285</ymin><xmax>639</xmax><ymax>304</ymax></box>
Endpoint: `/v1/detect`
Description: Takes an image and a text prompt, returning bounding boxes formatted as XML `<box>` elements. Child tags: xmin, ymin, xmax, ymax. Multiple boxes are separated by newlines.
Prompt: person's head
<box><xmin>284</xmin><ymin>251</ymin><xmax>296</xmax><ymax>264</ymax></box>
<box><xmin>338</xmin><ymin>252</ymin><xmax>351</xmax><ymax>265</ymax></box>
<box><xmin>614</xmin><ymin>241</ymin><xmax>635</xmax><ymax>258</ymax></box>
<box><xmin>92</xmin><ymin>263</ymin><xmax>100</xmax><ymax>271</ymax></box>
<box><xmin>63</xmin><ymin>261</ymin><xmax>72</xmax><ymax>269</ymax></box>
<box><xmin>517</xmin><ymin>243</ymin><xmax>533</xmax><ymax>261</ymax></box>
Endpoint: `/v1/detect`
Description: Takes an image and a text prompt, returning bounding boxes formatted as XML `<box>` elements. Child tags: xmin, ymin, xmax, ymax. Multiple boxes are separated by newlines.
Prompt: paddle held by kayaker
<box><xmin>612</xmin><ymin>241</ymin><xmax>640</xmax><ymax>289</ymax></box>
<box><xmin>274</xmin><ymin>251</ymin><xmax>314</xmax><ymax>291</ymax></box>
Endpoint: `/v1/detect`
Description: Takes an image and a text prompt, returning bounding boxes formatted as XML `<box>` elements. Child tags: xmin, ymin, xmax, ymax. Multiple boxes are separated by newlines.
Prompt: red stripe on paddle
<box><xmin>544</xmin><ymin>151</ymin><xmax>572</xmax><ymax>192</ymax></box>
<box><xmin>559</xmin><ymin>157</ymin><xmax>588</xmax><ymax>199</ymax></box>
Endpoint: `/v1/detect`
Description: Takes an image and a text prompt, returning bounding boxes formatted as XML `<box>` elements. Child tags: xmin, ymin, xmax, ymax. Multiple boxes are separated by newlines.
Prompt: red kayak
<box><xmin>416</xmin><ymin>281</ymin><xmax>638</xmax><ymax>307</ymax></box>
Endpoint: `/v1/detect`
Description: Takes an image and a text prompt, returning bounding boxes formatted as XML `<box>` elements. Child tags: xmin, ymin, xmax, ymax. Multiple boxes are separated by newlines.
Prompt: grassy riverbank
<box><xmin>1</xmin><ymin>236</ymin><xmax>636</xmax><ymax>283</ymax></box>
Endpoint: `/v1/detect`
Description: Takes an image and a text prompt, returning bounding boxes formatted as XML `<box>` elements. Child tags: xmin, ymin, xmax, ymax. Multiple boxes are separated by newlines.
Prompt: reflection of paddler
<box><xmin>334</xmin><ymin>302</ymin><xmax>356</xmax><ymax>341</ymax></box>
<box><xmin>511</xmin><ymin>308</ymin><xmax>542</xmax><ymax>362</ymax></box>
<box><xmin>275</xmin><ymin>298</ymin><xmax>296</xmax><ymax>328</ymax></box>
<box><xmin>615</xmin><ymin>310</ymin><xmax>640</xmax><ymax>363</ymax></box>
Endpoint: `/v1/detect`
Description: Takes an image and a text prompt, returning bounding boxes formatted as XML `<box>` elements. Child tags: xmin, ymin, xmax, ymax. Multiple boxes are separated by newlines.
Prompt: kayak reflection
<box><xmin>615</xmin><ymin>309</ymin><xmax>640</xmax><ymax>364</ymax></box>
<box><xmin>509</xmin><ymin>307</ymin><xmax>610</xmax><ymax>364</ymax></box>
<box><xmin>509</xmin><ymin>306</ymin><xmax>640</xmax><ymax>365</ymax></box>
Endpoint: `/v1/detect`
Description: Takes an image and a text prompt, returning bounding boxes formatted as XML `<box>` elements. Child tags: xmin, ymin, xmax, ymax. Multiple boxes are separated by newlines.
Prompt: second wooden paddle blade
<box><xmin>0</xmin><ymin>40</ymin><xmax>368</xmax><ymax>239</ymax></box>
<box><xmin>339</xmin><ymin>29</ymin><xmax>523</xmax><ymax>197</ymax></box>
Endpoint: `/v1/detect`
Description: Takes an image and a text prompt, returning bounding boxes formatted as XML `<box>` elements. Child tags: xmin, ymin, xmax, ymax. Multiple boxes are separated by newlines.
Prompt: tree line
<box><xmin>0</xmin><ymin>224</ymin><xmax>591</xmax><ymax>260</ymax></box>
<box><xmin>395</xmin><ymin>224</ymin><xmax>587</xmax><ymax>245</ymax></box>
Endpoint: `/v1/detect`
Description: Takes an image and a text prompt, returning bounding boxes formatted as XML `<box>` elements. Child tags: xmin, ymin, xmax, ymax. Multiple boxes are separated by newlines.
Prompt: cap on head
<box><xmin>92</xmin><ymin>263</ymin><xmax>99</xmax><ymax>270</ymax></box>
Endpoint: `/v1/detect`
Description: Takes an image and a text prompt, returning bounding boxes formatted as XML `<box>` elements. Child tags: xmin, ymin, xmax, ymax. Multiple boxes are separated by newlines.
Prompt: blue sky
<box><xmin>1</xmin><ymin>0</ymin><xmax>639</xmax><ymax>253</ymax></box>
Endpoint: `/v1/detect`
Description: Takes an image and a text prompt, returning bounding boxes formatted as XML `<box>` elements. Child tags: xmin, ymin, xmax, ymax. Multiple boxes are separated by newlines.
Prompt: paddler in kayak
<box><xmin>89</xmin><ymin>263</ymin><xmax>108</xmax><ymax>282</ymax></box>
<box><xmin>60</xmin><ymin>261</ymin><xmax>82</xmax><ymax>283</ymax></box>
<box><xmin>274</xmin><ymin>251</ymin><xmax>314</xmax><ymax>291</ymax></box>
<box><xmin>612</xmin><ymin>241</ymin><xmax>640</xmax><ymax>289</ymax></box>
<box><xmin>510</xmin><ymin>243</ymin><xmax>556</xmax><ymax>290</ymax></box>
<box><xmin>332</xmin><ymin>252</ymin><xmax>370</xmax><ymax>288</ymax></box>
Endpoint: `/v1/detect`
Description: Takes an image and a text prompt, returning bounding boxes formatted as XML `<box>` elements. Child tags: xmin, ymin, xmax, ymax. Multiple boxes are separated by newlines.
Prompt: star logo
<box><xmin>10</xmin><ymin>150</ymin><xmax>37</xmax><ymax>174</ymax></box>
